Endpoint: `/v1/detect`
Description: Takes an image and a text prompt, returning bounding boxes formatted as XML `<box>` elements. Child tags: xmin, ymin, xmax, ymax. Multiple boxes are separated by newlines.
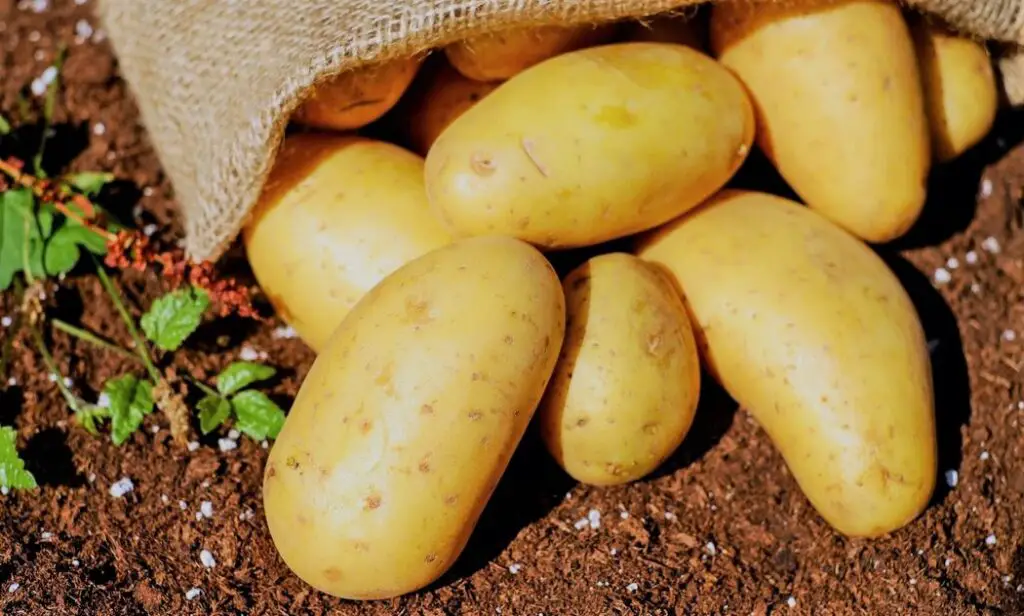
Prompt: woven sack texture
<box><xmin>95</xmin><ymin>0</ymin><xmax>1024</xmax><ymax>263</ymax></box>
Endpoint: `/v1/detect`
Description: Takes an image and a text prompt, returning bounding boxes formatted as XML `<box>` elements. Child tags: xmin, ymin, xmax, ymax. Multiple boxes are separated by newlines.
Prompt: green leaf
<box><xmin>60</xmin><ymin>220</ymin><xmax>108</xmax><ymax>254</ymax></box>
<box><xmin>216</xmin><ymin>362</ymin><xmax>276</xmax><ymax>397</ymax></box>
<box><xmin>0</xmin><ymin>189</ymin><xmax>35</xmax><ymax>290</ymax></box>
<box><xmin>140</xmin><ymin>286</ymin><xmax>211</xmax><ymax>352</ymax></box>
<box><xmin>75</xmin><ymin>403</ymin><xmax>110</xmax><ymax>437</ymax></box>
<box><xmin>65</xmin><ymin>171</ymin><xmax>114</xmax><ymax>197</ymax></box>
<box><xmin>231</xmin><ymin>390</ymin><xmax>285</xmax><ymax>441</ymax></box>
<box><xmin>197</xmin><ymin>394</ymin><xmax>232</xmax><ymax>435</ymax></box>
<box><xmin>0</xmin><ymin>113</ymin><xmax>10</xmax><ymax>135</ymax></box>
<box><xmin>103</xmin><ymin>374</ymin><xmax>154</xmax><ymax>445</ymax></box>
<box><xmin>43</xmin><ymin>231</ymin><xmax>81</xmax><ymax>276</ymax></box>
<box><xmin>0</xmin><ymin>426</ymin><xmax>37</xmax><ymax>491</ymax></box>
<box><xmin>37</xmin><ymin>203</ymin><xmax>56</xmax><ymax>237</ymax></box>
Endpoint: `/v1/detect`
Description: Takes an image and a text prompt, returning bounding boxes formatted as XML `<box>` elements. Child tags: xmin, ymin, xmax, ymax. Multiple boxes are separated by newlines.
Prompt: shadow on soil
<box><xmin>23</xmin><ymin>427</ymin><xmax>86</xmax><ymax>488</ymax></box>
<box><xmin>888</xmin><ymin>107</ymin><xmax>1024</xmax><ymax>251</ymax></box>
<box><xmin>878</xmin><ymin>253</ymin><xmax>971</xmax><ymax>508</ymax></box>
<box><xmin>647</xmin><ymin>378</ymin><xmax>737</xmax><ymax>481</ymax></box>
<box><xmin>0</xmin><ymin>386</ymin><xmax>23</xmax><ymax>427</ymax></box>
<box><xmin>433</xmin><ymin>424</ymin><xmax>575</xmax><ymax>587</ymax></box>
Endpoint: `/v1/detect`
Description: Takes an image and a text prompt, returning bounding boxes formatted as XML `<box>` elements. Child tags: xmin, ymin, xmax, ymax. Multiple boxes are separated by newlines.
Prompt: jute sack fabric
<box><xmin>95</xmin><ymin>0</ymin><xmax>1024</xmax><ymax>264</ymax></box>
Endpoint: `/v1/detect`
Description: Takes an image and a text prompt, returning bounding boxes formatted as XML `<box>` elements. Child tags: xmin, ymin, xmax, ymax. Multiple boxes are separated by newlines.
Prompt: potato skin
<box><xmin>292</xmin><ymin>57</ymin><xmax>422</xmax><ymax>131</ymax></box>
<box><xmin>263</xmin><ymin>235</ymin><xmax>566</xmax><ymax>600</ymax></box>
<box><xmin>425</xmin><ymin>42</ymin><xmax>754</xmax><ymax>250</ymax></box>
<box><xmin>636</xmin><ymin>190</ymin><xmax>936</xmax><ymax>537</ymax></box>
<box><xmin>910</xmin><ymin>18</ymin><xmax>998</xmax><ymax>162</ymax></box>
<box><xmin>242</xmin><ymin>134</ymin><xmax>452</xmax><ymax>352</ymax></box>
<box><xmin>404</xmin><ymin>62</ymin><xmax>500</xmax><ymax>156</ymax></box>
<box><xmin>539</xmin><ymin>253</ymin><xmax>701</xmax><ymax>486</ymax></box>
<box><xmin>445</xmin><ymin>24</ymin><xmax>616</xmax><ymax>82</ymax></box>
<box><xmin>710</xmin><ymin>0</ymin><xmax>930</xmax><ymax>243</ymax></box>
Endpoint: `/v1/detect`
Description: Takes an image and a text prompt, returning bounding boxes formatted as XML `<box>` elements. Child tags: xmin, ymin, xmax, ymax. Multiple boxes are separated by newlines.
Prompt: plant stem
<box><xmin>34</xmin><ymin>44</ymin><xmax>67</xmax><ymax>178</ymax></box>
<box><xmin>51</xmin><ymin>318</ymin><xmax>141</xmax><ymax>364</ymax></box>
<box><xmin>25</xmin><ymin>324</ymin><xmax>79</xmax><ymax>410</ymax></box>
<box><xmin>185</xmin><ymin>374</ymin><xmax>220</xmax><ymax>398</ymax></box>
<box><xmin>91</xmin><ymin>257</ymin><xmax>161</xmax><ymax>383</ymax></box>
<box><xmin>21</xmin><ymin>215</ymin><xmax>35</xmax><ymax>285</ymax></box>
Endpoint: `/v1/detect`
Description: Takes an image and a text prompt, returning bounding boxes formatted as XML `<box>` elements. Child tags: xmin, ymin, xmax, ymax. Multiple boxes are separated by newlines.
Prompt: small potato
<box><xmin>263</xmin><ymin>235</ymin><xmax>566</xmax><ymax>600</ymax></box>
<box><xmin>292</xmin><ymin>57</ymin><xmax>423</xmax><ymax>131</ymax></box>
<box><xmin>425</xmin><ymin>42</ymin><xmax>754</xmax><ymax>250</ymax></box>
<box><xmin>910</xmin><ymin>18</ymin><xmax>998</xmax><ymax>162</ymax></box>
<box><xmin>539</xmin><ymin>253</ymin><xmax>701</xmax><ymax>486</ymax></box>
<box><xmin>636</xmin><ymin>190</ymin><xmax>937</xmax><ymax>538</ymax></box>
<box><xmin>622</xmin><ymin>11</ymin><xmax>709</xmax><ymax>51</ymax></box>
<box><xmin>404</xmin><ymin>62</ymin><xmax>501</xmax><ymax>156</ymax></box>
<box><xmin>710</xmin><ymin>0</ymin><xmax>930</xmax><ymax>243</ymax></box>
<box><xmin>445</xmin><ymin>24</ymin><xmax>617</xmax><ymax>82</ymax></box>
<box><xmin>243</xmin><ymin>134</ymin><xmax>452</xmax><ymax>352</ymax></box>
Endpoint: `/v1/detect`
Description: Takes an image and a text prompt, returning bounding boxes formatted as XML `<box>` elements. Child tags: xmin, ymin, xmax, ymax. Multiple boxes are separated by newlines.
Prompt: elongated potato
<box><xmin>539</xmin><ymin>253</ymin><xmax>701</xmax><ymax>486</ymax></box>
<box><xmin>910</xmin><ymin>18</ymin><xmax>998</xmax><ymax>162</ymax></box>
<box><xmin>243</xmin><ymin>134</ymin><xmax>452</xmax><ymax>352</ymax></box>
<box><xmin>404</xmin><ymin>62</ymin><xmax>500</xmax><ymax>156</ymax></box>
<box><xmin>445</xmin><ymin>24</ymin><xmax>616</xmax><ymax>82</ymax></box>
<box><xmin>263</xmin><ymin>235</ymin><xmax>566</xmax><ymax>600</ymax></box>
<box><xmin>292</xmin><ymin>57</ymin><xmax>423</xmax><ymax>131</ymax></box>
<box><xmin>636</xmin><ymin>190</ymin><xmax>936</xmax><ymax>537</ymax></box>
<box><xmin>425</xmin><ymin>42</ymin><xmax>755</xmax><ymax>250</ymax></box>
<box><xmin>710</xmin><ymin>0</ymin><xmax>930</xmax><ymax>243</ymax></box>
<box><xmin>623</xmin><ymin>11</ymin><xmax>709</xmax><ymax>51</ymax></box>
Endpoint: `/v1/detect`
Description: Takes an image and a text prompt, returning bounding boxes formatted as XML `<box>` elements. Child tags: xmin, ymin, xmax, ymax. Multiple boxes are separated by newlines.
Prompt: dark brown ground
<box><xmin>2</xmin><ymin>1</ymin><xmax>1024</xmax><ymax>614</ymax></box>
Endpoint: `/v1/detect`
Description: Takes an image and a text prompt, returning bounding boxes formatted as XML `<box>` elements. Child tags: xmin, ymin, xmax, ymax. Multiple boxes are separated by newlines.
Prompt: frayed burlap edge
<box><xmin>95</xmin><ymin>0</ymin><xmax>1024</xmax><ymax>264</ymax></box>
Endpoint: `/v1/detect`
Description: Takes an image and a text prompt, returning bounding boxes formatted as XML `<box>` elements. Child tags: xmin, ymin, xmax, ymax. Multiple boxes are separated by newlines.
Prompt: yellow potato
<box><xmin>636</xmin><ymin>190</ymin><xmax>936</xmax><ymax>538</ymax></box>
<box><xmin>623</xmin><ymin>11</ymin><xmax>709</xmax><ymax>51</ymax></box>
<box><xmin>445</xmin><ymin>24</ymin><xmax>617</xmax><ymax>82</ymax></box>
<box><xmin>243</xmin><ymin>134</ymin><xmax>452</xmax><ymax>352</ymax></box>
<box><xmin>910</xmin><ymin>18</ymin><xmax>998</xmax><ymax>162</ymax></box>
<box><xmin>710</xmin><ymin>0</ymin><xmax>931</xmax><ymax>243</ymax></box>
<box><xmin>539</xmin><ymin>253</ymin><xmax>701</xmax><ymax>486</ymax></box>
<box><xmin>292</xmin><ymin>57</ymin><xmax>423</xmax><ymax>131</ymax></box>
<box><xmin>404</xmin><ymin>61</ymin><xmax>501</xmax><ymax>156</ymax></box>
<box><xmin>425</xmin><ymin>42</ymin><xmax>754</xmax><ymax>250</ymax></box>
<box><xmin>263</xmin><ymin>235</ymin><xmax>566</xmax><ymax>600</ymax></box>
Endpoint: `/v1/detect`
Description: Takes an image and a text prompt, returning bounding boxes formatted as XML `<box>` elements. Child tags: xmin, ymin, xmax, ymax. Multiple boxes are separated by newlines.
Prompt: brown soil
<box><xmin>2</xmin><ymin>2</ymin><xmax>1024</xmax><ymax>614</ymax></box>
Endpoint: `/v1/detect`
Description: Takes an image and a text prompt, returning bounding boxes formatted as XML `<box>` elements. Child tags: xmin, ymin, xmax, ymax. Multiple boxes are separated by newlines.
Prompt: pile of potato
<box><xmin>249</xmin><ymin>0</ymin><xmax>998</xmax><ymax>601</ymax></box>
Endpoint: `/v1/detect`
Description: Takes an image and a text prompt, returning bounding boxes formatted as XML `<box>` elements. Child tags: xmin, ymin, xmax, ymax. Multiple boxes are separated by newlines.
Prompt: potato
<box><xmin>636</xmin><ymin>190</ymin><xmax>936</xmax><ymax>537</ymax></box>
<box><xmin>425</xmin><ymin>42</ymin><xmax>755</xmax><ymax>250</ymax></box>
<box><xmin>710</xmin><ymin>0</ymin><xmax>930</xmax><ymax>243</ymax></box>
<box><xmin>539</xmin><ymin>253</ymin><xmax>701</xmax><ymax>486</ymax></box>
<box><xmin>292</xmin><ymin>57</ymin><xmax>422</xmax><ymax>131</ymax></box>
<box><xmin>404</xmin><ymin>61</ymin><xmax>500</xmax><ymax>156</ymax></box>
<box><xmin>263</xmin><ymin>235</ymin><xmax>566</xmax><ymax>600</ymax></box>
<box><xmin>623</xmin><ymin>11</ymin><xmax>709</xmax><ymax>51</ymax></box>
<box><xmin>243</xmin><ymin>134</ymin><xmax>452</xmax><ymax>352</ymax></box>
<box><xmin>445</xmin><ymin>24</ymin><xmax>617</xmax><ymax>82</ymax></box>
<box><xmin>910</xmin><ymin>18</ymin><xmax>998</xmax><ymax>162</ymax></box>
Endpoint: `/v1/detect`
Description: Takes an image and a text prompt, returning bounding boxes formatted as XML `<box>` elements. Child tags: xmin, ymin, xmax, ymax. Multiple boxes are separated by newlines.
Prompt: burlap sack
<box><xmin>95</xmin><ymin>0</ymin><xmax>1024</xmax><ymax>264</ymax></box>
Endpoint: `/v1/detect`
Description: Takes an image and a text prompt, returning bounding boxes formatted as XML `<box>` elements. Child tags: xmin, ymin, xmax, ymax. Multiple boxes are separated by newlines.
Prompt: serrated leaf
<box><xmin>104</xmin><ymin>374</ymin><xmax>154</xmax><ymax>445</ymax></box>
<box><xmin>0</xmin><ymin>189</ymin><xmax>35</xmax><ymax>290</ymax></box>
<box><xmin>140</xmin><ymin>286</ymin><xmax>211</xmax><ymax>352</ymax></box>
<box><xmin>65</xmin><ymin>171</ymin><xmax>114</xmax><ymax>197</ymax></box>
<box><xmin>231</xmin><ymin>390</ymin><xmax>285</xmax><ymax>441</ymax></box>
<box><xmin>215</xmin><ymin>362</ymin><xmax>276</xmax><ymax>397</ymax></box>
<box><xmin>198</xmin><ymin>394</ymin><xmax>232</xmax><ymax>435</ymax></box>
<box><xmin>0</xmin><ymin>426</ymin><xmax>37</xmax><ymax>490</ymax></box>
